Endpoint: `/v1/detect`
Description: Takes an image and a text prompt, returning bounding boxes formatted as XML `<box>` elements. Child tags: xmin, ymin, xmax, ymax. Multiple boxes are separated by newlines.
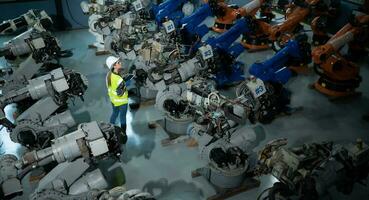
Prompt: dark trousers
<box><xmin>110</xmin><ymin>103</ymin><xmax>128</xmax><ymax>126</ymax></box>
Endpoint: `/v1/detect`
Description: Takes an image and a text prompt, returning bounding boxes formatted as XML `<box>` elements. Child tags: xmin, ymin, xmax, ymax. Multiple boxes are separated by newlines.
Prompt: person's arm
<box><xmin>116</xmin><ymin>80</ymin><xmax>126</xmax><ymax>96</ymax></box>
<box><xmin>116</xmin><ymin>73</ymin><xmax>135</xmax><ymax>96</ymax></box>
<box><xmin>123</xmin><ymin>74</ymin><xmax>134</xmax><ymax>86</ymax></box>
<box><xmin>118</xmin><ymin>69</ymin><xmax>135</xmax><ymax>87</ymax></box>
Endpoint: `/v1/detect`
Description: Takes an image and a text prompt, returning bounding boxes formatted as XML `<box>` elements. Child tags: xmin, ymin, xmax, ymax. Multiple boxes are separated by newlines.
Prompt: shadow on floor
<box><xmin>121</xmin><ymin>121</ymin><xmax>156</xmax><ymax>164</ymax></box>
<box><xmin>142</xmin><ymin>178</ymin><xmax>205</xmax><ymax>200</ymax></box>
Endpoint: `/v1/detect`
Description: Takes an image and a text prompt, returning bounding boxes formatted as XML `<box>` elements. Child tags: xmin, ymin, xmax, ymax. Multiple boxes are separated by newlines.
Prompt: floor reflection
<box><xmin>0</xmin><ymin>104</ymin><xmax>22</xmax><ymax>157</ymax></box>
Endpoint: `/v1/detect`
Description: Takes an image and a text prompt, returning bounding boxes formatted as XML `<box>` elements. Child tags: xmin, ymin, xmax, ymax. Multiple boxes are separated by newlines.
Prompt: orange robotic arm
<box><xmin>268</xmin><ymin>7</ymin><xmax>310</xmax><ymax>41</ymax></box>
<box><xmin>268</xmin><ymin>0</ymin><xmax>321</xmax><ymax>41</ymax></box>
<box><xmin>239</xmin><ymin>0</ymin><xmax>266</xmax><ymax>16</ymax></box>
<box><xmin>312</xmin><ymin>14</ymin><xmax>369</xmax><ymax>65</ymax></box>
<box><xmin>312</xmin><ymin>14</ymin><xmax>369</xmax><ymax>97</ymax></box>
<box><xmin>212</xmin><ymin>0</ymin><xmax>267</xmax><ymax>33</ymax></box>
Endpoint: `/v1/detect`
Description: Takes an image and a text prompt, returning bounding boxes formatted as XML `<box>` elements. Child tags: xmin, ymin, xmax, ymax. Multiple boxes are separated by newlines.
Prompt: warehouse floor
<box><xmin>1</xmin><ymin>29</ymin><xmax>369</xmax><ymax>200</ymax></box>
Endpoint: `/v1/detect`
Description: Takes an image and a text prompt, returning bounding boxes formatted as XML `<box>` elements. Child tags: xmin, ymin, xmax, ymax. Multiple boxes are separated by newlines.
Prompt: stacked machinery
<box><xmin>0</xmin><ymin>9</ymin><xmax>52</xmax><ymax>35</ymax></box>
<box><xmin>312</xmin><ymin>13</ymin><xmax>369</xmax><ymax>98</ymax></box>
<box><xmin>0</xmin><ymin>10</ymin><xmax>146</xmax><ymax>200</ymax></box>
<box><xmin>0</xmin><ymin>68</ymin><xmax>88</xmax><ymax>149</ymax></box>
<box><xmin>0</xmin><ymin>121</ymin><xmax>126</xmax><ymax>199</ymax></box>
<box><xmin>0</xmin><ymin>0</ymin><xmax>367</xmax><ymax>199</ymax></box>
<box><xmin>241</xmin><ymin>0</ymin><xmax>340</xmax><ymax>51</ymax></box>
<box><xmin>255</xmin><ymin>139</ymin><xmax>369</xmax><ymax>199</ymax></box>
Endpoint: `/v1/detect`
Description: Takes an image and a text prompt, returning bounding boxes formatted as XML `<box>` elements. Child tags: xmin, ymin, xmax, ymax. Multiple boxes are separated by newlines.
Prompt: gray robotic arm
<box><xmin>0</xmin><ymin>9</ymin><xmax>52</xmax><ymax>35</ymax></box>
<box><xmin>0</xmin><ymin>68</ymin><xmax>88</xmax><ymax>148</ymax></box>
<box><xmin>0</xmin><ymin>121</ymin><xmax>125</xmax><ymax>199</ymax></box>
<box><xmin>0</xmin><ymin>28</ymin><xmax>65</xmax><ymax>62</ymax></box>
<box><xmin>255</xmin><ymin>139</ymin><xmax>369</xmax><ymax>199</ymax></box>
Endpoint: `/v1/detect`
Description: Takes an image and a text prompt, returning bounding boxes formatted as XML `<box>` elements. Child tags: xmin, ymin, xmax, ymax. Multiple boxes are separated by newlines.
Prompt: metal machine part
<box><xmin>82</xmin><ymin>0</ymin><xmax>142</xmax><ymax>53</ymax></box>
<box><xmin>105</xmin><ymin>188</ymin><xmax>156</xmax><ymax>200</ymax></box>
<box><xmin>0</xmin><ymin>68</ymin><xmax>88</xmax><ymax>148</ymax></box>
<box><xmin>153</xmin><ymin>0</ymin><xmax>195</xmax><ymax>25</ymax></box>
<box><xmin>80</xmin><ymin>0</ymin><xmax>135</xmax><ymax>15</ymax></box>
<box><xmin>35</xmin><ymin>159</ymin><xmax>109</xmax><ymax>197</ymax></box>
<box><xmin>189</xmin><ymin>115</ymin><xmax>257</xmax><ymax>188</ymax></box>
<box><xmin>130</xmin><ymin>15</ymin><xmax>256</xmax><ymax>98</ymax></box>
<box><xmin>104</xmin><ymin>10</ymin><xmax>158</xmax><ymax>59</ymax></box>
<box><xmin>31</xmin><ymin>187</ymin><xmax>156</xmax><ymax>200</ymax></box>
<box><xmin>0</xmin><ymin>9</ymin><xmax>53</xmax><ymax>35</ymax></box>
<box><xmin>209</xmin><ymin>0</ymin><xmax>271</xmax><ymax>33</ymax></box>
<box><xmin>153</xmin><ymin>78</ymin><xmax>290</xmax><ymax>189</ymax></box>
<box><xmin>0</xmin><ymin>27</ymin><xmax>72</xmax><ymax>91</ymax></box>
<box><xmin>160</xmin><ymin>16</ymin><xmax>257</xmax><ymax>86</ymax></box>
<box><xmin>155</xmin><ymin>83</ymin><xmax>193</xmax><ymax>135</ymax></box>
<box><xmin>0</xmin><ymin>121</ymin><xmax>125</xmax><ymax>199</ymax></box>
<box><xmin>0</xmin><ymin>155</ymin><xmax>22</xmax><ymax>198</ymax></box>
<box><xmin>0</xmin><ymin>27</ymin><xmax>66</xmax><ymax>62</ymax></box>
<box><xmin>236</xmin><ymin>77</ymin><xmax>292</xmax><ymax>124</ymax></box>
<box><xmin>183</xmin><ymin>76</ymin><xmax>288</xmax><ymax>126</ymax></box>
<box><xmin>156</xmin><ymin>76</ymin><xmax>291</xmax><ymax>138</ymax></box>
<box><xmin>255</xmin><ymin>139</ymin><xmax>369</xmax><ymax>200</ymax></box>
<box><xmin>249</xmin><ymin>34</ymin><xmax>311</xmax><ymax>84</ymax></box>
<box><xmin>241</xmin><ymin>0</ymin><xmax>340</xmax><ymax>51</ymax></box>
<box><xmin>0</xmin><ymin>56</ymin><xmax>45</xmax><ymax>90</ymax></box>
<box><xmin>312</xmin><ymin>13</ymin><xmax>369</xmax><ymax>97</ymax></box>
<box><xmin>80</xmin><ymin>0</ymin><xmax>106</xmax><ymax>15</ymax></box>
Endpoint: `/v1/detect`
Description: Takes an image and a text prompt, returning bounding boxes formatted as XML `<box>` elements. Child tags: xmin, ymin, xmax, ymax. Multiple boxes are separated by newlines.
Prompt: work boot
<box><xmin>148</xmin><ymin>122</ymin><xmax>157</xmax><ymax>129</ymax></box>
<box><xmin>119</xmin><ymin>125</ymin><xmax>127</xmax><ymax>144</ymax></box>
<box><xmin>121</xmin><ymin>124</ymin><xmax>127</xmax><ymax>133</ymax></box>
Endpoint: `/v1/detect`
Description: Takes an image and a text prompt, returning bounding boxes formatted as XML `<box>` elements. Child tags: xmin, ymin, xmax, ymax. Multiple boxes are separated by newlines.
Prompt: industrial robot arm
<box><xmin>249</xmin><ymin>34</ymin><xmax>311</xmax><ymax>84</ymax></box>
<box><xmin>0</xmin><ymin>68</ymin><xmax>88</xmax><ymax>148</ymax></box>
<box><xmin>312</xmin><ymin>14</ymin><xmax>369</xmax><ymax>97</ymax></box>
<box><xmin>255</xmin><ymin>139</ymin><xmax>369</xmax><ymax>200</ymax></box>
<box><xmin>0</xmin><ymin>10</ymin><xmax>52</xmax><ymax>35</ymax></box>
<box><xmin>153</xmin><ymin>0</ymin><xmax>190</xmax><ymax>25</ymax></box>
<box><xmin>0</xmin><ymin>27</ymin><xmax>71</xmax><ymax>62</ymax></box>
<box><xmin>0</xmin><ymin>121</ymin><xmax>125</xmax><ymax>199</ymax></box>
<box><xmin>210</xmin><ymin>0</ymin><xmax>270</xmax><ymax>33</ymax></box>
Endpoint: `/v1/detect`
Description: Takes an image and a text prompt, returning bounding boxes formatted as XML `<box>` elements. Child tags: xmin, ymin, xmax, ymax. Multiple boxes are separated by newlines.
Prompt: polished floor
<box><xmin>1</xmin><ymin>26</ymin><xmax>369</xmax><ymax>199</ymax></box>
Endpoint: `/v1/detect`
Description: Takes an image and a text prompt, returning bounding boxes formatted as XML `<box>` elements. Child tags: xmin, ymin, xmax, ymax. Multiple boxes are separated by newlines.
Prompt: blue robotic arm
<box><xmin>180</xmin><ymin>3</ymin><xmax>212</xmax><ymax>34</ymax></box>
<box><xmin>206</xmin><ymin>17</ymin><xmax>255</xmax><ymax>52</ymax></box>
<box><xmin>249</xmin><ymin>35</ymin><xmax>311</xmax><ymax>84</ymax></box>
<box><xmin>154</xmin><ymin>0</ymin><xmax>189</xmax><ymax>24</ymax></box>
<box><xmin>209</xmin><ymin>17</ymin><xmax>258</xmax><ymax>87</ymax></box>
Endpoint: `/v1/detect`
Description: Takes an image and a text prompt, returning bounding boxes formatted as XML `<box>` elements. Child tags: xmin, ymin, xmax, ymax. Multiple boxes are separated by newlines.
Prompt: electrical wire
<box><xmin>65</xmin><ymin>0</ymin><xmax>89</xmax><ymax>28</ymax></box>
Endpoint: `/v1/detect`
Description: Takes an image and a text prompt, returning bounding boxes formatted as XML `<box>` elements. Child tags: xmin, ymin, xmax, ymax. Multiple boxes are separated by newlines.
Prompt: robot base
<box><xmin>212</xmin><ymin>23</ymin><xmax>233</xmax><ymax>33</ymax></box>
<box><xmin>289</xmin><ymin>65</ymin><xmax>311</xmax><ymax>75</ymax></box>
<box><xmin>241</xmin><ymin>36</ymin><xmax>270</xmax><ymax>52</ymax></box>
<box><xmin>313</xmin><ymin>80</ymin><xmax>361</xmax><ymax>99</ymax></box>
<box><xmin>139</xmin><ymin>87</ymin><xmax>158</xmax><ymax>101</ymax></box>
<box><xmin>192</xmin><ymin>167</ymin><xmax>260</xmax><ymax>200</ymax></box>
<box><xmin>159</xmin><ymin>114</ymin><xmax>193</xmax><ymax>146</ymax></box>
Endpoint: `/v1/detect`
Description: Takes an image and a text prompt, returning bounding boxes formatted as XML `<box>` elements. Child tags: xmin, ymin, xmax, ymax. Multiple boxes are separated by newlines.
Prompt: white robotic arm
<box><xmin>0</xmin><ymin>10</ymin><xmax>52</xmax><ymax>35</ymax></box>
<box><xmin>0</xmin><ymin>121</ymin><xmax>125</xmax><ymax>199</ymax></box>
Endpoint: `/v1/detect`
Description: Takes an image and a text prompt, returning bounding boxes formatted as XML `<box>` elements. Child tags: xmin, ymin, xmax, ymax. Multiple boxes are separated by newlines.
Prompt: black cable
<box><xmin>65</xmin><ymin>0</ymin><xmax>89</xmax><ymax>28</ymax></box>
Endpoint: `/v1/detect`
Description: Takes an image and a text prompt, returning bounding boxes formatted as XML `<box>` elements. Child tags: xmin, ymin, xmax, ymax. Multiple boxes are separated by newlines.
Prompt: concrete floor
<box><xmin>1</xmin><ymin>27</ymin><xmax>369</xmax><ymax>200</ymax></box>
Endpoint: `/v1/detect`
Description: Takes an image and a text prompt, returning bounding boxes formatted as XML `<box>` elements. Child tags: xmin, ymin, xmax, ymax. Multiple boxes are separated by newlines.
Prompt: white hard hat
<box><xmin>106</xmin><ymin>56</ymin><xmax>120</xmax><ymax>70</ymax></box>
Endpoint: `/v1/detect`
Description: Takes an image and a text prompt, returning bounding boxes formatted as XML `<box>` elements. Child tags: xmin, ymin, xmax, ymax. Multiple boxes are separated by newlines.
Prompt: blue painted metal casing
<box><xmin>180</xmin><ymin>3</ymin><xmax>212</xmax><ymax>34</ymax></box>
<box><xmin>207</xmin><ymin>17</ymin><xmax>252</xmax><ymax>51</ymax></box>
<box><xmin>227</xmin><ymin>43</ymin><xmax>245</xmax><ymax>58</ymax></box>
<box><xmin>154</xmin><ymin>0</ymin><xmax>188</xmax><ymax>24</ymax></box>
<box><xmin>207</xmin><ymin>18</ymin><xmax>256</xmax><ymax>86</ymax></box>
<box><xmin>249</xmin><ymin>40</ymin><xmax>303</xmax><ymax>84</ymax></box>
<box><xmin>214</xmin><ymin>61</ymin><xmax>245</xmax><ymax>86</ymax></box>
